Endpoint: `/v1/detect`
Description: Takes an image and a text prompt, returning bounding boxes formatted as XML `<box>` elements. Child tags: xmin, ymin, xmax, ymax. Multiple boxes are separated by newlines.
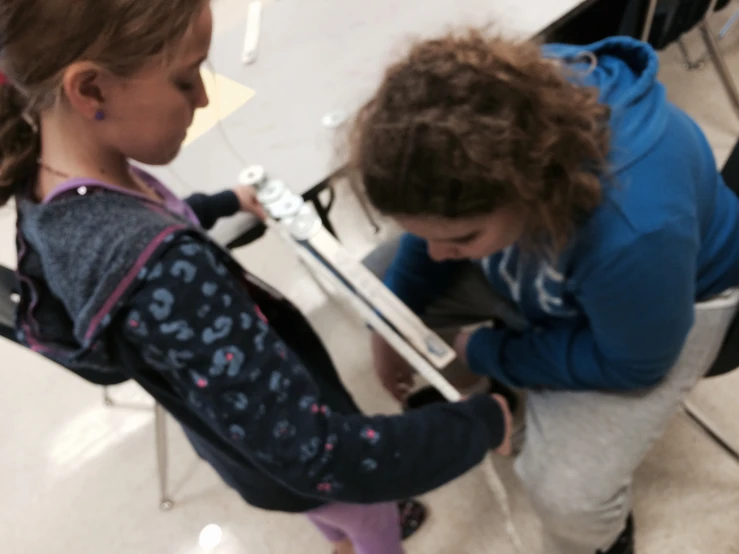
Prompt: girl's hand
<box><xmin>233</xmin><ymin>185</ymin><xmax>267</xmax><ymax>220</ymax></box>
<box><xmin>453</xmin><ymin>329</ymin><xmax>473</xmax><ymax>365</ymax></box>
<box><xmin>371</xmin><ymin>333</ymin><xmax>415</xmax><ymax>403</ymax></box>
<box><xmin>490</xmin><ymin>393</ymin><xmax>513</xmax><ymax>456</ymax></box>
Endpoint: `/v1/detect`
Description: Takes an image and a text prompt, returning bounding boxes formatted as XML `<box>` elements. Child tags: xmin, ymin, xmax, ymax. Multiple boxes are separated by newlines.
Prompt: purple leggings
<box><xmin>306</xmin><ymin>501</ymin><xmax>403</xmax><ymax>554</ymax></box>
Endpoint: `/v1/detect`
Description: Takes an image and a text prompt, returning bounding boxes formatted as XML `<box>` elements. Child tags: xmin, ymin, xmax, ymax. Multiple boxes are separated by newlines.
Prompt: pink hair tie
<box><xmin>0</xmin><ymin>72</ymin><xmax>8</xmax><ymax>86</ymax></box>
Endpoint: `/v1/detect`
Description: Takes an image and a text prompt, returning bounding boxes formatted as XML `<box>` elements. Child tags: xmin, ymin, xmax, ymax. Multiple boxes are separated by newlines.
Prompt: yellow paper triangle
<box><xmin>184</xmin><ymin>68</ymin><xmax>256</xmax><ymax>147</ymax></box>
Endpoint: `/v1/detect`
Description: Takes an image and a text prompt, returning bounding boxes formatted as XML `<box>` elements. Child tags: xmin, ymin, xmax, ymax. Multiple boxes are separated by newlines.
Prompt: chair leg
<box><xmin>692</xmin><ymin>7</ymin><xmax>739</xmax><ymax>66</ymax></box>
<box><xmin>677</xmin><ymin>39</ymin><xmax>704</xmax><ymax>70</ymax></box>
<box><xmin>102</xmin><ymin>386</ymin><xmax>114</xmax><ymax>407</ymax></box>
<box><xmin>346</xmin><ymin>177</ymin><xmax>381</xmax><ymax>234</ymax></box>
<box><xmin>715</xmin><ymin>6</ymin><xmax>739</xmax><ymax>42</ymax></box>
<box><xmin>155</xmin><ymin>403</ymin><xmax>175</xmax><ymax>511</ymax></box>
<box><xmin>683</xmin><ymin>400</ymin><xmax>739</xmax><ymax>464</ymax></box>
<box><xmin>641</xmin><ymin>0</ymin><xmax>660</xmax><ymax>42</ymax></box>
<box><xmin>698</xmin><ymin>19</ymin><xmax>739</xmax><ymax>120</ymax></box>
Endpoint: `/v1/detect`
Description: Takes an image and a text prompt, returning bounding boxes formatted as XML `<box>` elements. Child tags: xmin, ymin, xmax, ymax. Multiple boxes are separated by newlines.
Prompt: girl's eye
<box><xmin>451</xmin><ymin>232</ymin><xmax>479</xmax><ymax>245</ymax></box>
<box><xmin>176</xmin><ymin>80</ymin><xmax>195</xmax><ymax>92</ymax></box>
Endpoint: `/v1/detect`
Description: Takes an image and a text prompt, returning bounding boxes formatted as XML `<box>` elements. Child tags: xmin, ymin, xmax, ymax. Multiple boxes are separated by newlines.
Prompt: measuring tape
<box><xmin>239</xmin><ymin>165</ymin><xmax>526</xmax><ymax>553</ymax></box>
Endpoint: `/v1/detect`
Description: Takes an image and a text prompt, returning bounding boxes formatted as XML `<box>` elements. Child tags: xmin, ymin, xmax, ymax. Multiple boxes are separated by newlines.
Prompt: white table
<box><xmin>154</xmin><ymin>0</ymin><xmax>592</xmax><ymax>245</ymax></box>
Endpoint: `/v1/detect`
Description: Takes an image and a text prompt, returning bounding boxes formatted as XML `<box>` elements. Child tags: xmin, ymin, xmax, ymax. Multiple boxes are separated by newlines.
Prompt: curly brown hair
<box><xmin>347</xmin><ymin>30</ymin><xmax>611</xmax><ymax>252</ymax></box>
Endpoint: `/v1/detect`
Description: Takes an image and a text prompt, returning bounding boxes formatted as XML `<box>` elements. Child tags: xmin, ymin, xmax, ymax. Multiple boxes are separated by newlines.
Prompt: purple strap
<box><xmin>43</xmin><ymin>167</ymin><xmax>200</xmax><ymax>226</ymax></box>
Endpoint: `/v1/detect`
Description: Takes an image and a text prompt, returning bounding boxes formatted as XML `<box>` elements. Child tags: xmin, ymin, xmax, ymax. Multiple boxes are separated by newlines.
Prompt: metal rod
<box><xmin>683</xmin><ymin>400</ymin><xmax>739</xmax><ymax>464</ymax></box>
<box><xmin>346</xmin><ymin>176</ymin><xmax>382</xmax><ymax>234</ymax></box>
<box><xmin>677</xmin><ymin>39</ymin><xmax>703</xmax><ymax>70</ymax></box>
<box><xmin>698</xmin><ymin>19</ymin><xmax>739</xmax><ymax>119</ymax></box>
<box><xmin>693</xmin><ymin>7</ymin><xmax>739</xmax><ymax>66</ymax></box>
<box><xmin>717</xmin><ymin>7</ymin><xmax>739</xmax><ymax>40</ymax></box>
<box><xmin>102</xmin><ymin>386</ymin><xmax>114</xmax><ymax>407</ymax></box>
<box><xmin>641</xmin><ymin>0</ymin><xmax>660</xmax><ymax>42</ymax></box>
<box><xmin>706</xmin><ymin>0</ymin><xmax>721</xmax><ymax>17</ymax></box>
<box><xmin>155</xmin><ymin>403</ymin><xmax>174</xmax><ymax>511</ymax></box>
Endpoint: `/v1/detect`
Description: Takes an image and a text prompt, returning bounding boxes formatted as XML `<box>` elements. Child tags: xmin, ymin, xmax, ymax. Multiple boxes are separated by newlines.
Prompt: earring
<box><xmin>94</xmin><ymin>109</ymin><xmax>105</xmax><ymax>121</ymax></box>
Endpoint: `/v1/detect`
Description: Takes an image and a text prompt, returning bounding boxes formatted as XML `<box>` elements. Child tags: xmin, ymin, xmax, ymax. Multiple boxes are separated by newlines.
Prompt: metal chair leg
<box><xmin>102</xmin><ymin>386</ymin><xmax>114</xmax><ymax>407</ymax></box>
<box><xmin>677</xmin><ymin>39</ymin><xmax>705</xmax><ymax>70</ymax></box>
<box><xmin>683</xmin><ymin>400</ymin><xmax>739</xmax><ymax>464</ymax></box>
<box><xmin>698</xmin><ymin>13</ymin><xmax>739</xmax><ymax>120</ymax></box>
<box><xmin>346</xmin><ymin>177</ymin><xmax>381</xmax><ymax>234</ymax></box>
<box><xmin>641</xmin><ymin>0</ymin><xmax>660</xmax><ymax>42</ymax></box>
<box><xmin>155</xmin><ymin>402</ymin><xmax>174</xmax><ymax>511</ymax></box>
<box><xmin>692</xmin><ymin>7</ymin><xmax>739</xmax><ymax>67</ymax></box>
<box><xmin>716</xmin><ymin>6</ymin><xmax>739</xmax><ymax>42</ymax></box>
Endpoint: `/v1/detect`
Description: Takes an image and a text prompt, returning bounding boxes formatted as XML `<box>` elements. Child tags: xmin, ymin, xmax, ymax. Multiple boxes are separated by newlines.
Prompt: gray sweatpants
<box><xmin>364</xmin><ymin>238</ymin><xmax>738</xmax><ymax>554</ymax></box>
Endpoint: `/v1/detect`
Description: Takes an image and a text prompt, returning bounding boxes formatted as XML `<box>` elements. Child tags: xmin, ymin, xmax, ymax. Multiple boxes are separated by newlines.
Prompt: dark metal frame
<box><xmin>641</xmin><ymin>0</ymin><xmax>739</xmax><ymax>118</ymax></box>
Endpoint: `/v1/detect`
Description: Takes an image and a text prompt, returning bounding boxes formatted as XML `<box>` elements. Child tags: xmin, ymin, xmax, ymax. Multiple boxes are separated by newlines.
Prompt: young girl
<box><xmin>353</xmin><ymin>32</ymin><xmax>739</xmax><ymax>554</ymax></box>
<box><xmin>0</xmin><ymin>3</ymin><xmax>512</xmax><ymax>554</ymax></box>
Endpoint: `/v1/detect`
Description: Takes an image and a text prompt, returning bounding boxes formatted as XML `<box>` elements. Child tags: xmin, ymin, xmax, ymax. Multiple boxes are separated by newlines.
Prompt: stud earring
<box><xmin>94</xmin><ymin>109</ymin><xmax>105</xmax><ymax>121</ymax></box>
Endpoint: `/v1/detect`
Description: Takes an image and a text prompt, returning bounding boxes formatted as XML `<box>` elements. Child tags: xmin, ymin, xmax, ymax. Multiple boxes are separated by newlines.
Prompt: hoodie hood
<box><xmin>15</xmin><ymin>187</ymin><xmax>190</xmax><ymax>383</ymax></box>
<box><xmin>544</xmin><ymin>37</ymin><xmax>668</xmax><ymax>170</ymax></box>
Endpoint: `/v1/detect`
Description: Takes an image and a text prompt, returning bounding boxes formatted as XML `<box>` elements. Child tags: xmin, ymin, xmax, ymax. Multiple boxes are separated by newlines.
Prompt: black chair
<box><xmin>682</xmin><ymin>139</ymin><xmax>739</xmax><ymax>463</ymax></box>
<box><xmin>547</xmin><ymin>0</ymin><xmax>739</xmax><ymax>119</ymax></box>
<box><xmin>0</xmin><ymin>263</ymin><xmax>174</xmax><ymax>509</ymax></box>
<box><xmin>684</xmin><ymin>306</ymin><xmax>739</xmax><ymax>463</ymax></box>
<box><xmin>0</xmin><ymin>265</ymin><xmax>17</xmax><ymax>341</ymax></box>
<box><xmin>641</xmin><ymin>0</ymin><xmax>739</xmax><ymax>119</ymax></box>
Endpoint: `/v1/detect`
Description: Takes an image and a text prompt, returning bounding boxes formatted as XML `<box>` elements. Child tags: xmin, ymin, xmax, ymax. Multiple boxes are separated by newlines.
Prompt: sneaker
<box><xmin>397</xmin><ymin>499</ymin><xmax>427</xmax><ymax>540</ymax></box>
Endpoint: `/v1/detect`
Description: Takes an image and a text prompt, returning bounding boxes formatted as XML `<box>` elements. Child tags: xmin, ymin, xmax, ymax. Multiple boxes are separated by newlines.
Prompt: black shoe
<box><xmin>397</xmin><ymin>499</ymin><xmax>427</xmax><ymax>540</ymax></box>
<box><xmin>598</xmin><ymin>515</ymin><xmax>635</xmax><ymax>554</ymax></box>
<box><xmin>404</xmin><ymin>379</ymin><xmax>519</xmax><ymax>414</ymax></box>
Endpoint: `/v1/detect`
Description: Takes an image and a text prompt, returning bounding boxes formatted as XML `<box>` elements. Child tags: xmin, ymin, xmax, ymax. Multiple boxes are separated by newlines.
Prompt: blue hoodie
<box><xmin>382</xmin><ymin>37</ymin><xmax>739</xmax><ymax>391</ymax></box>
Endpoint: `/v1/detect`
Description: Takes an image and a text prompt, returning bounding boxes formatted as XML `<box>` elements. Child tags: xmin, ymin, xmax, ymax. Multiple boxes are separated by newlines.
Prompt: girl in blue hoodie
<box><xmin>353</xmin><ymin>31</ymin><xmax>739</xmax><ymax>554</ymax></box>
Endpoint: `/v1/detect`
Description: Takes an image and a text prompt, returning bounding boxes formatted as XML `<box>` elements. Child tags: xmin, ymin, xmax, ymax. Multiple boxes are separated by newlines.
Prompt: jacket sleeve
<box><xmin>121</xmin><ymin>237</ymin><xmax>506</xmax><ymax>504</ymax></box>
<box><xmin>466</xmin><ymin>227</ymin><xmax>697</xmax><ymax>390</ymax></box>
<box><xmin>383</xmin><ymin>233</ymin><xmax>464</xmax><ymax>314</ymax></box>
<box><xmin>185</xmin><ymin>191</ymin><xmax>241</xmax><ymax>230</ymax></box>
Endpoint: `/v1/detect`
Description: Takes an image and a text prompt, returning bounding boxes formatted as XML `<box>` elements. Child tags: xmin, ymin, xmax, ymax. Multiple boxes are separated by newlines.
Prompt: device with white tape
<box><xmin>239</xmin><ymin>165</ymin><xmax>526</xmax><ymax>553</ymax></box>
<box><xmin>239</xmin><ymin>166</ymin><xmax>456</xmax><ymax>369</ymax></box>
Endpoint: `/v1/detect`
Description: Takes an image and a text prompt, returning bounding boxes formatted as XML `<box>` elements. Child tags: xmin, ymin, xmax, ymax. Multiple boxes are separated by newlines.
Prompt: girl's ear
<box><xmin>62</xmin><ymin>61</ymin><xmax>110</xmax><ymax>120</ymax></box>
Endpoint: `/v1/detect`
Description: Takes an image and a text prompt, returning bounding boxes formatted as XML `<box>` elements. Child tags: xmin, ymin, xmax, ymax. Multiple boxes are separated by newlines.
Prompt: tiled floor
<box><xmin>4</xmin><ymin>2</ymin><xmax>739</xmax><ymax>553</ymax></box>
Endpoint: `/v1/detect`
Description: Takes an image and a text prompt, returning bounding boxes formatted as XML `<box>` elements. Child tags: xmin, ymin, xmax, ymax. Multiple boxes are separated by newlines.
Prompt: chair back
<box><xmin>0</xmin><ymin>265</ymin><xmax>18</xmax><ymax>342</ymax></box>
<box><xmin>640</xmin><ymin>0</ymin><xmax>732</xmax><ymax>49</ymax></box>
<box><xmin>705</xmin><ymin>140</ymin><xmax>739</xmax><ymax>378</ymax></box>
